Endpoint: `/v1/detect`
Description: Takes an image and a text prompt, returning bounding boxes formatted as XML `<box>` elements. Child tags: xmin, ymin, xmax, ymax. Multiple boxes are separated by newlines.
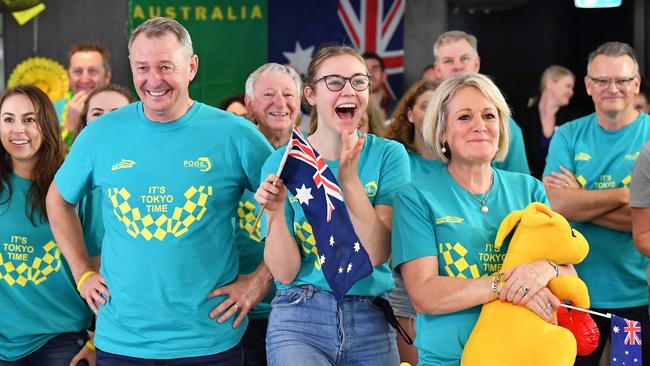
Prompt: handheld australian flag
<box><xmin>610</xmin><ymin>314</ymin><xmax>642</xmax><ymax>365</ymax></box>
<box><xmin>278</xmin><ymin>127</ymin><xmax>373</xmax><ymax>303</ymax></box>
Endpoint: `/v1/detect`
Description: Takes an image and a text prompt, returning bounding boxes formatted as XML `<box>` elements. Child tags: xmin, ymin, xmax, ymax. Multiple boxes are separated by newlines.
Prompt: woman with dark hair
<box><xmin>256</xmin><ymin>45</ymin><xmax>409</xmax><ymax>365</ymax></box>
<box><xmin>76</xmin><ymin>84</ymin><xmax>133</xmax><ymax>137</ymax></box>
<box><xmin>0</xmin><ymin>85</ymin><xmax>100</xmax><ymax>365</ymax></box>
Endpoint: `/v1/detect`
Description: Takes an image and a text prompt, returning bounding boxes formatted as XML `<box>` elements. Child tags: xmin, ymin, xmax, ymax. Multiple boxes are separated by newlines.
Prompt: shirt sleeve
<box><xmin>54</xmin><ymin>126</ymin><xmax>95</xmax><ymax>204</ymax></box>
<box><xmin>543</xmin><ymin>125</ymin><xmax>574</xmax><ymax>178</ymax></box>
<box><xmin>375</xmin><ymin>141</ymin><xmax>411</xmax><ymax>206</ymax></box>
<box><xmin>234</xmin><ymin>121</ymin><xmax>274</xmax><ymax>192</ymax></box>
<box><xmin>259</xmin><ymin>149</ymin><xmax>296</xmax><ymax>239</ymax></box>
<box><xmin>493</xmin><ymin>118</ymin><xmax>530</xmax><ymax>174</ymax></box>
<box><xmin>391</xmin><ymin>185</ymin><xmax>438</xmax><ymax>272</ymax></box>
<box><xmin>631</xmin><ymin>143</ymin><xmax>650</xmax><ymax>208</ymax></box>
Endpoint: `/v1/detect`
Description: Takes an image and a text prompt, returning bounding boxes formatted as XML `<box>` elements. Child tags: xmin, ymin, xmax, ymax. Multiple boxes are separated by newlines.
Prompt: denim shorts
<box><xmin>266</xmin><ymin>285</ymin><xmax>399</xmax><ymax>366</ymax></box>
<box><xmin>388</xmin><ymin>273</ymin><xmax>417</xmax><ymax>319</ymax></box>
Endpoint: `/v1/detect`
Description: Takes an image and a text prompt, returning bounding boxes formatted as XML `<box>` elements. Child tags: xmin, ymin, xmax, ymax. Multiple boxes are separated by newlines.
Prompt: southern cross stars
<box><xmin>294</xmin><ymin>184</ymin><xmax>313</xmax><ymax>205</ymax></box>
<box><xmin>354</xmin><ymin>241</ymin><xmax>360</xmax><ymax>252</ymax></box>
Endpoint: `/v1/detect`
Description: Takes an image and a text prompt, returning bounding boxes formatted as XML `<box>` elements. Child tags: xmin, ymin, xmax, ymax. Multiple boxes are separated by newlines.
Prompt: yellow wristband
<box><xmin>85</xmin><ymin>340</ymin><xmax>95</xmax><ymax>351</ymax></box>
<box><xmin>76</xmin><ymin>270</ymin><xmax>96</xmax><ymax>292</ymax></box>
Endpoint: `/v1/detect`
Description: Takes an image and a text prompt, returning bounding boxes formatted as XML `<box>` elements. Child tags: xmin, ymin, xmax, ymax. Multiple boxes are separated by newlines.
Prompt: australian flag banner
<box><xmin>268</xmin><ymin>0</ymin><xmax>405</xmax><ymax>99</ymax></box>
<box><xmin>610</xmin><ymin>314</ymin><xmax>642</xmax><ymax>365</ymax></box>
<box><xmin>278</xmin><ymin>127</ymin><xmax>373</xmax><ymax>303</ymax></box>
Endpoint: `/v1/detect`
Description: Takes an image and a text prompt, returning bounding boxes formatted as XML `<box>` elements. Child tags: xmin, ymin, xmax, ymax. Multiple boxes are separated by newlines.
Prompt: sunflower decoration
<box><xmin>7</xmin><ymin>57</ymin><xmax>69</xmax><ymax>101</ymax></box>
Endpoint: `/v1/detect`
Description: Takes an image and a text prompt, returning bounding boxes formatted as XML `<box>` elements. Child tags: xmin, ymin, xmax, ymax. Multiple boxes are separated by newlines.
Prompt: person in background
<box><xmin>256</xmin><ymin>45</ymin><xmax>409</xmax><ymax>365</ymax></box>
<box><xmin>543</xmin><ymin>42</ymin><xmax>650</xmax><ymax>365</ymax></box>
<box><xmin>420</xmin><ymin>63</ymin><xmax>437</xmax><ymax>82</ymax></box>
<box><xmin>230</xmin><ymin>62</ymin><xmax>302</xmax><ymax>366</ymax></box>
<box><xmin>432</xmin><ymin>30</ymin><xmax>530</xmax><ymax>174</ymax></box>
<box><xmin>634</xmin><ymin>79</ymin><xmax>650</xmax><ymax>114</ymax></box>
<box><xmin>54</xmin><ymin>42</ymin><xmax>112</xmax><ymax>149</ymax></box>
<box><xmin>520</xmin><ymin>65</ymin><xmax>580</xmax><ymax>178</ymax></box>
<box><xmin>220</xmin><ymin>94</ymin><xmax>247</xmax><ymax>116</ymax></box>
<box><xmin>383</xmin><ymin>78</ymin><xmax>440</xmax><ymax>365</ymax></box>
<box><xmin>0</xmin><ymin>85</ymin><xmax>100</xmax><ymax>366</ymax></box>
<box><xmin>393</xmin><ymin>73</ymin><xmax>570</xmax><ymax>366</ymax></box>
<box><xmin>362</xmin><ymin>51</ymin><xmax>392</xmax><ymax>118</ymax></box>
<box><xmin>77</xmin><ymin>84</ymin><xmax>133</xmax><ymax>137</ymax></box>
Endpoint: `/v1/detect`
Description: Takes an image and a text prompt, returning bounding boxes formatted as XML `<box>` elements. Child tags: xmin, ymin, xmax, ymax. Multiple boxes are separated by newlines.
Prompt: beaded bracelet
<box><xmin>489</xmin><ymin>272</ymin><xmax>504</xmax><ymax>301</ymax></box>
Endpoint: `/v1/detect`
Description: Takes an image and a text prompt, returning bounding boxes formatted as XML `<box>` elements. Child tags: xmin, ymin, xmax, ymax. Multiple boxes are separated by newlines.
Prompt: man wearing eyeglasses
<box><xmin>543</xmin><ymin>41</ymin><xmax>650</xmax><ymax>365</ymax></box>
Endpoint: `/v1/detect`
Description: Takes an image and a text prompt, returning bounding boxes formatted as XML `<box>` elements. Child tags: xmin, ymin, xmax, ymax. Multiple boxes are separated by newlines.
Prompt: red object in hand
<box><xmin>557</xmin><ymin>306</ymin><xmax>600</xmax><ymax>356</ymax></box>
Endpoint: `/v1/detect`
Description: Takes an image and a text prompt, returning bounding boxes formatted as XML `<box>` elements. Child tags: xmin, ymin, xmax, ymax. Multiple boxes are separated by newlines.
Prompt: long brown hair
<box><xmin>0</xmin><ymin>85</ymin><xmax>64</xmax><ymax>224</ymax></box>
<box><xmin>386</xmin><ymin>79</ymin><xmax>439</xmax><ymax>151</ymax></box>
<box><xmin>76</xmin><ymin>83</ymin><xmax>133</xmax><ymax>138</ymax></box>
<box><xmin>304</xmin><ymin>44</ymin><xmax>367</xmax><ymax>135</ymax></box>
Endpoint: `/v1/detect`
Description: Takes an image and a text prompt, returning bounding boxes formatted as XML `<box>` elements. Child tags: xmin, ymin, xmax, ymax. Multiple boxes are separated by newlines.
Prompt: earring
<box><xmin>441</xmin><ymin>144</ymin><xmax>447</xmax><ymax>153</ymax></box>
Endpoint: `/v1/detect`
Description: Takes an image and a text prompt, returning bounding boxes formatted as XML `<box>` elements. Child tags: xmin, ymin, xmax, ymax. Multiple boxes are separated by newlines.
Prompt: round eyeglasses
<box><xmin>314</xmin><ymin>74</ymin><xmax>371</xmax><ymax>92</ymax></box>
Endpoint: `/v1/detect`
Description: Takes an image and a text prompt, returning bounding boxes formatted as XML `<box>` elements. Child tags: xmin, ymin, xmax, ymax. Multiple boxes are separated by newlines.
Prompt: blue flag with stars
<box><xmin>611</xmin><ymin>314</ymin><xmax>642</xmax><ymax>365</ymax></box>
<box><xmin>278</xmin><ymin>127</ymin><xmax>373</xmax><ymax>303</ymax></box>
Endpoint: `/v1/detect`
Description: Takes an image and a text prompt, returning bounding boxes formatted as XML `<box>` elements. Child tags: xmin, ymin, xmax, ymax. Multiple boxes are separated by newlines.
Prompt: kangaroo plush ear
<box><xmin>495</xmin><ymin>210</ymin><xmax>523</xmax><ymax>250</ymax></box>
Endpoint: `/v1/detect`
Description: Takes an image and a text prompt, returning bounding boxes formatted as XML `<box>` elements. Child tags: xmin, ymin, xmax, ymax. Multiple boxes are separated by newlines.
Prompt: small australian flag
<box><xmin>278</xmin><ymin>127</ymin><xmax>373</xmax><ymax>303</ymax></box>
<box><xmin>611</xmin><ymin>314</ymin><xmax>642</xmax><ymax>365</ymax></box>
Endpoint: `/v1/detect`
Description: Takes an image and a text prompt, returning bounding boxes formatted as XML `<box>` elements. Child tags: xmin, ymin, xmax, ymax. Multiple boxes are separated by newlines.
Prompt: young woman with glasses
<box><xmin>255</xmin><ymin>45</ymin><xmax>409</xmax><ymax>365</ymax></box>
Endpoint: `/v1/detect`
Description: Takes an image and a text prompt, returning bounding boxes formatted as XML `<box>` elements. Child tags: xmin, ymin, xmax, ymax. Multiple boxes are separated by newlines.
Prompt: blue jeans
<box><xmin>266</xmin><ymin>285</ymin><xmax>399</xmax><ymax>366</ymax></box>
<box><xmin>95</xmin><ymin>343</ymin><xmax>243</xmax><ymax>366</ymax></box>
<box><xmin>0</xmin><ymin>332</ymin><xmax>88</xmax><ymax>366</ymax></box>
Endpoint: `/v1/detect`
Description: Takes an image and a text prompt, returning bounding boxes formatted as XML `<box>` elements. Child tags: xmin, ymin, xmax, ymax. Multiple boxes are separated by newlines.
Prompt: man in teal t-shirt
<box><xmin>46</xmin><ymin>18</ymin><xmax>273</xmax><ymax>363</ymax></box>
<box><xmin>54</xmin><ymin>42</ymin><xmax>112</xmax><ymax>149</ymax></box>
<box><xmin>230</xmin><ymin>62</ymin><xmax>302</xmax><ymax>365</ymax></box>
<box><xmin>432</xmin><ymin>30</ymin><xmax>530</xmax><ymax>174</ymax></box>
<box><xmin>544</xmin><ymin>42</ymin><xmax>650</xmax><ymax>365</ymax></box>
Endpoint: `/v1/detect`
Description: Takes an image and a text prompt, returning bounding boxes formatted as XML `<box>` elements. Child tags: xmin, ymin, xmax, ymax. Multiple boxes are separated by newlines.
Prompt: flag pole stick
<box><xmin>560</xmin><ymin>303</ymin><xmax>611</xmax><ymax>319</ymax></box>
<box><xmin>249</xmin><ymin>134</ymin><xmax>293</xmax><ymax>235</ymax></box>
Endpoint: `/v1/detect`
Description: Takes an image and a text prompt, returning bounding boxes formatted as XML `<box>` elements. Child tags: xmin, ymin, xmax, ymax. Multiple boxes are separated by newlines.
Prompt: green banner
<box><xmin>128</xmin><ymin>1</ymin><xmax>267</xmax><ymax>108</ymax></box>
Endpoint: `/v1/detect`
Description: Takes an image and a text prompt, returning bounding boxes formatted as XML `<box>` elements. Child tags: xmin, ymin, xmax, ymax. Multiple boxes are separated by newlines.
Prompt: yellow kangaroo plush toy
<box><xmin>461</xmin><ymin>202</ymin><xmax>590</xmax><ymax>366</ymax></box>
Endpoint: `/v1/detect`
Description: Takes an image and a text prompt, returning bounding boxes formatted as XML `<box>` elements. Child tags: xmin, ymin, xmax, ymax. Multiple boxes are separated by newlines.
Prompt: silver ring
<box><xmin>522</xmin><ymin>286</ymin><xmax>530</xmax><ymax>294</ymax></box>
<box><xmin>544</xmin><ymin>303</ymin><xmax>552</xmax><ymax>310</ymax></box>
<box><xmin>233</xmin><ymin>304</ymin><xmax>240</xmax><ymax>310</ymax></box>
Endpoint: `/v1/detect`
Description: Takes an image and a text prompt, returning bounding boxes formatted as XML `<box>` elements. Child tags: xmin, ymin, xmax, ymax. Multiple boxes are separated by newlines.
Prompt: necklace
<box><xmin>462</xmin><ymin>173</ymin><xmax>494</xmax><ymax>214</ymax></box>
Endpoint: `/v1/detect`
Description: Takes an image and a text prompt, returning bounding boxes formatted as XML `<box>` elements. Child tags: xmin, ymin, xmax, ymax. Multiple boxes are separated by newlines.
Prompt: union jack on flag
<box><xmin>338</xmin><ymin>0</ymin><xmax>405</xmax><ymax>99</ymax></box>
<box><xmin>276</xmin><ymin>127</ymin><xmax>373</xmax><ymax>303</ymax></box>
<box><xmin>268</xmin><ymin>0</ymin><xmax>405</xmax><ymax>98</ymax></box>
<box><xmin>611</xmin><ymin>314</ymin><xmax>642</xmax><ymax>365</ymax></box>
<box><xmin>285</xmin><ymin>130</ymin><xmax>343</xmax><ymax>222</ymax></box>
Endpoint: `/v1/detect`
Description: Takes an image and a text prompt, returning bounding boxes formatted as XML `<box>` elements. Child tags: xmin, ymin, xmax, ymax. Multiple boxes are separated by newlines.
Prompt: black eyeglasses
<box><xmin>587</xmin><ymin>76</ymin><xmax>636</xmax><ymax>90</ymax></box>
<box><xmin>314</xmin><ymin>74</ymin><xmax>371</xmax><ymax>92</ymax></box>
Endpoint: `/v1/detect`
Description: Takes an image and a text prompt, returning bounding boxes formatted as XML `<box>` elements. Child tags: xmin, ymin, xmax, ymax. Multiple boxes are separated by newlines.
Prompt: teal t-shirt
<box><xmin>0</xmin><ymin>174</ymin><xmax>100</xmax><ymax>361</ymax></box>
<box><xmin>493</xmin><ymin>118</ymin><xmax>530</xmax><ymax>174</ymax></box>
<box><xmin>262</xmin><ymin>134</ymin><xmax>410</xmax><ymax>296</ymax></box>
<box><xmin>408</xmin><ymin>150</ymin><xmax>444</xmax><ymax>180</ymax></box>
<box><xmin>235</xmin><ymin>189</ymin><xmax>275</xmax><ymax>319</ymax></box>
<box><xmin>544</xmin><ymin>112</ymin><xmax>650</xmax><ymax>308</ymax></box>
<box><xmin>392</xmin><ymin>166</ymin><xmax>547</xmax><ymax>366</ymax></box>
<box><xmin>54</xmin><ymin>101</ymin><xmax>273</xmax><ymax>359</ymax></box>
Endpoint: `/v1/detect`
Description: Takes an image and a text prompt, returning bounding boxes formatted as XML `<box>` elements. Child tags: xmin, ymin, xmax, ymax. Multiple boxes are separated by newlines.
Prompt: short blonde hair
<box><xmin>422</xmin><ymin>73</ymin><xmax>510</xmax><ymax>164</ymax></box>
